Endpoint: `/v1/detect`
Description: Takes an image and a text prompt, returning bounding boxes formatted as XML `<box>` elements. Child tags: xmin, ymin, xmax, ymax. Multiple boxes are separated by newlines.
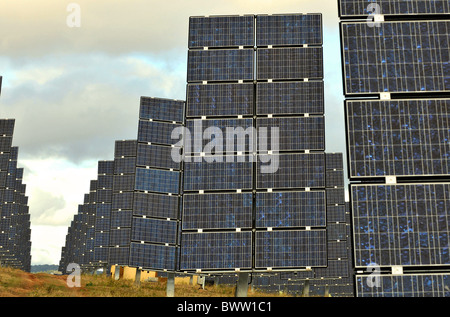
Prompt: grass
<box><xmin>0</xmin><ymin>267</ymin><xmax>290</xmax><ymax>297</ymax></box>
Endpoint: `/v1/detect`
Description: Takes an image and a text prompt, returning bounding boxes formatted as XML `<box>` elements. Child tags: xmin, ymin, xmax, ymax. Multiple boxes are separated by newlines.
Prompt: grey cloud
<box><xmin>29</xmin><ymin>188</ymin><xmax>68</xmax><ymax>226</ymax></box>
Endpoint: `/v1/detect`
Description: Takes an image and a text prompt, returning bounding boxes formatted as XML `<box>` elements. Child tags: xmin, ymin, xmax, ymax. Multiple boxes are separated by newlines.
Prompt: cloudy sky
<box><xmin>0</xmin><ymin>0</ymin><xmax>346</xmax><ymax>265</ymax></box>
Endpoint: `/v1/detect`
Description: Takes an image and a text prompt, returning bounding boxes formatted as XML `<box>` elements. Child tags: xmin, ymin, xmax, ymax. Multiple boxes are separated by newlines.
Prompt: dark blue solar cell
<box><xmin>255</xmin><ymin>230</ymin><xmax>327</xmax><ymax>268</ymax></box>
<box><xmin>129</xmin><ymin>242</ymin><xmax>178</xmax><ymax>271</ymax></box>
<box><xmin>131</xmin><ymin>217</ymin><xmax>177</xmax><ymax>244</ymax></box>
<box><xmin>342</xmin><ymin>21</ymin><xmax>450</xmax><ymax>95</ymax></box>
<box><xmin>135</xmin><ymin>168</ymin><xmax>180</xmax><ymax>194</ymax></box>
<box><xmin>339</xmin><ymin>0</ymin><xmax>450</xmax><ymax>17</ymax></box>
<box><xmin>255</xmin><ymin>191</ymin><xmax>326</xmax><ymax>228</ymax></box>
<box><xmin>180</xmin><ymin>231</ymin><xmax>252</xmax><ymax>270</ymax></box>
<box><xmin>136</xmin><ymin>143</ymin><xmax>181</xmax><ymax>170</ymax></box>
<box><xmin>189</xmin><ymin>15</ymin><xmax>255</xmax><ymax>48</ymax></box>
<box><xmin>256</xmin><ymin>14</ymin><xmax>322</xmax><ymax>46</ymax></box>
<box><xmin>138</xmin><ymin>120</ymin><xmax>183</xmax><ymax>146</ymax></box>
<box><xmin>140</xmin><ymin>97</ymin><xmax>184</xmax><ymax>123</ymax></box>
<box><xmin>187</xmin><ymin>49</ymin><xmax>254</xmax><ymax>82</ymax></box>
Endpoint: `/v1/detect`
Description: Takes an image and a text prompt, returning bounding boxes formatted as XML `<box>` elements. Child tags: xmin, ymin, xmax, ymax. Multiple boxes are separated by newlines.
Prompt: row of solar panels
<box><xmin>188</xmin><ymin>14</ymin><xmax>322</xmax><ymax>48</ymax></box>
<box><xmin>0</xmin><ymin>118</ymin><xmax>32</xmax><ymax>272</ymax></box>
<box><xmin>339</xmin><ymin>0</ymin><xmax>450</xmax><ymax>297</ymax></box>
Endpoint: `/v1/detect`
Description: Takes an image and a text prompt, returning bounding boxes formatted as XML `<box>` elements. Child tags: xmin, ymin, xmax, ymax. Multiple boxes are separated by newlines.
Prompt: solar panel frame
<box><xmin>182</xmin><ymin>192</ymin><xmax>253</xmax><ymax>230</ymax></box>
<box><xmin>187</xmin><ymin>48</ymin><xmax>254</xmax><ymax>83</ymax></box>
<box><xmin>257</xmin><ymin>47</ymin><xmax>323</xmax><ymax>80</ymax></box>
<box><xmin>355</xmin><ymin>273</ymin><xmax>450</xmax><ymax>297</ymax></box>
<box><xmin>254</xmin><ymin>230</ymin><xmax>327</xmax><ymax>269</ymax></box>
<box><xmin>188</xmin><ymin>15</ymin><xmax>255</xmax><ymax>49</ymax></box>
<box><xmin>256</xmin><ymin>13</ymin><xmax>323</xmax><ymax>46</ymax></box>
<box><xmin>255</xmin><ymin>191</ymin><xmax>326</xmax><ymax>228</ymax></box>
<box><xmin>186</xmin><ymin>83</ymin><xmax>254</xmax><ymax>117</ymax></box>
<box><xmin>341</xmin><ymin>20</ymin><xmax>450</xmax><ymax>96</ymax></box>
<box><xmin>346</xmin><ymin>98</ymin><xmax>450</xmax><ymax>178</ymax></box>
<box><xmin>256</xmin><ymin>81</ymin><xmax>324</xmax><ymax>116</ymax></box>
<box><xmin>339</xmin><ymin>0</ymin><xmax>450</xmax><ymax>17</ymax></box>
<box><xmin>352</xmin><ymin>183</ymin><xmax>450</xmax><ymax>268</ymax></box>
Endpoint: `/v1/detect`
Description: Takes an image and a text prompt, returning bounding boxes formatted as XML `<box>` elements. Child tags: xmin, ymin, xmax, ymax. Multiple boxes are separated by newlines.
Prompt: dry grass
<box><xmin>0</xmin><ymin>267</ymin><xmax>289</xmax><ymax>297</ymax></box>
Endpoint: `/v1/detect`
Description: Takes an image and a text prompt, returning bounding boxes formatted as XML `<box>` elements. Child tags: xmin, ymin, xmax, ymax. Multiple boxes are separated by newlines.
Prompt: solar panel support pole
<box><xmin>166</xmin><ymin>272</ymin><xmax>175</xmax><ymax>297</ymax></box>
<box><xmin>134</xmin><ymin>268</ymin><xmax>141</xmax><ymax>287</ymax></box>
<box><xmin>114</xmin><ymin>265</ymin><xmax>120</xmax><ymax>280</ymax></box>
<box><xmin>235</xmin><ymin>272</ymin><xmax>249</xmax><ymax>297</ymax></box>
<box><xmin>302</xmin><ymin>280</ymin><xmax>310</xmax><ymax>297</ymax></box>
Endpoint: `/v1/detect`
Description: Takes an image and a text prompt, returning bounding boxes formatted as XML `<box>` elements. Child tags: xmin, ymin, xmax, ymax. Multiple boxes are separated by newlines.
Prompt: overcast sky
<box><xmin>0</xmin><ymin>0</ymin><xmax>346</xmax><ymax>265</ymax></box>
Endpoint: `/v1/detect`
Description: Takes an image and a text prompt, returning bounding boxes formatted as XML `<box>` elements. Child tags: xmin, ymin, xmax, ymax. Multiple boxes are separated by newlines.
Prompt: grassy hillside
<box><xmin>0</xmin><ymin>267</ymin><xmax>287</xmax><ymax>297</ymax></box>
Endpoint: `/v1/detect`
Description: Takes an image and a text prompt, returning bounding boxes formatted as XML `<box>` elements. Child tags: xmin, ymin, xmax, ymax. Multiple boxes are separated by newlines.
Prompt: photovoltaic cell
<box><xmin>255</xmin><ymin>230</ymin><xmax>327</xmax><ymax>268</ymax></box>
<box><xmin>133</xmin><ymin>192</ymin><xmax>179</xmax><ymax>219</ymax></box>
<box><xmin>139</xmin><ymin>97</ymin><xmax>184</xmax><ymax>123</ymax></box>
<box><xmin>114</xmin><ymin>140</ymin><xmax>137</xmax><ymax>158</ymax></box>
<box><xmin>255</xmin><ymin>191</ymin><xmax>326</xmax><ymax>228</ymax></box>
<box><xmin>257</xmin><ymin>47</ymin><xmax>323</xmax><ymax>80</ymax></box>
<box><xmin>180</xmin><ymin>231</ymin><xmax>252</xmax><ymax>270</ymax></box>
<box><xmin>256</xmin><ymin>81</ymin><xmax>324</xmax><ymax>115</ymax></box>
<box><xmin>256</xmin><ymin>153</ymin><xmax>325</xmax><ymax>189</ymax></box>
<box><xmin>113</xmin><ymin>175</ymin><xmax>135</xmax><ymax>192</ymax></box>
<box><xmin>138</xmin><ymin>120</ymin><xmax>183</xmax><ymax>146</ymax></box>
<box><xmin>0</xmin><ymin>119</ymin><xmax>15</xmax><ymax>137</ymax></box>
<box><xmin>185</xmin><ymin>118</ymin><xmax>253</xmax><ymax>154</ymax></box>
<box><xmin>136</xmin><ymin>143</ymin><xmax>181</xmax><ymax>170</ymax></box>
<box><xmin>352</xmin><ymin>183</ymin><xmax>450</xmax><ymax>267</ymax></box>
<box><xmin>341</xmin><ymin>21</ymin><xmax>450</xmax><ymax>95</ymax></box>
<box><xmin>110</xmin><ymin>210</ymin><xmax>132</xmax><ymax>228</ymax></box>
<box><xmin>346</xmin><ymin>99</ymin><xmax>450</xmax><ymax>178</ymax></box>
<box><xmin>189</xmin><ymin>15</ymin><xmax>255</xmax><ymax>49</ymax></box>
<box><xmin>326</xmin><ymin>153</ymin><xmax>344</xmax><ymax>170</ymax></box>
<box><xmin>129</xmin><ymin>242</ymin><xmax>177</xmax><ymax>271</ymax></box>
<box><xmin>256</xmin><ymin>14</ymin><xmax>322</xmax><ymax>46</ymax></box>
<box><xmin>182</xmin><ymin>193</ymin><xmax>253</xmax><ymax>230</ymax></box>
<box><xmin>113</xmin><ymin>157</ymin><xmax>136</xmax><ymax>175</ymax></box>
<box><xmin>356</xmin><ymin>274</ymin><xmax>450</xmax><ymax>297</ymax></box>
<box><xmin>109</xmin><ymin>247</ymin><xmax>130</xmax><ymax>266</ymax></box>
<box><xmin>110</xmin><ymin>228</ymin><xmax>131</xmax><ymax>247</ymax></box>
<box><xmin>184</xmin><ymin>158</ymin><xmax>252</xmax><ymax>191</ymax></box>
<box><xmin>131</xmin><ymin>217</ymin><xmax>177</xmax><ymax>244</ymax></box>
<box><xmin>187</xmin><ymin>49</ymin><xmax>254</xmax><ymax>82</ymax></box>
<box><xmin>186</xmin><ymin>83</ymin><xmax>254</xmax><ymax>117</ymax></box>
<box><xmin>257</xmin><ymin>116</ymin><xmax>325</xmax><ymax>151</ymax></box>
<box><xmin>135</xmin><ymin>168</ymin><xmax>180</xmax><ymax>194</ymax></box>
<box><xmin>339</xmin><ymin>0</ymin><xmax>450</xmax><ymax>17</ymax></box>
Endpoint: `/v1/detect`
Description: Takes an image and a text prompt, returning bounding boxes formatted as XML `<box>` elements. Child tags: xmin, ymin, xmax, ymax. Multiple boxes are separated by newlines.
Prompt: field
<box><xmin>0</xmin><ymin>267</ymin><xmax>288</xmax><ymax>297</ymax></box>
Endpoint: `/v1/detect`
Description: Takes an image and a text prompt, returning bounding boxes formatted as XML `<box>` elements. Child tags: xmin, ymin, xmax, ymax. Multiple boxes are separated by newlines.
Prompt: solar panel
<box><xmin>341</xmin><ymin>21</ymin><xmax>450</xmax><ymax>95</ymax></box>
<box><xmin>326</xmin><ymin>153</ymin><xmax>344</xmax><ymax>170</ymax></box>
<box><xmin>109</xmin><ymin>247</ymin><xmax>130</xmax><ymax>266</ymax></box>
<box><xmin>256</xmin><ymin>116</ymin><xmax>325</xmax><ymax>151</ymax></box>
<box><xmin>187</xmin><ymin>49</ymin><xmax>254</xmax><ymax>83</ymax></box>
<box><xmin>131</xmin><ymin>217</ymin><xmax>177</xmax><ymax>244</ymax></box>
<box><xmin>326</xmin><ymin>188</ymin><xmax>346</xmax><ymax>205</ymax></box>
<box><xmin>256</xmin><ymin>14</ymin><xmax>322</xmax><ymax>46</ymax></box>
<box><xmin>135</xmin><ymin>168</ymin><xmax>180</xmax><ymax>194</ymax></box>
<box><xmin>186</xmin><ymin>83</ymin><xmax>254</xmax><ymax>117</ymax></box>
<box><xmin>113</xmin><ymin>175</ymin><xmax>135</xmax><ymax>192</ymax></box>
<box><xmin>339</xmin><ymin>0</ymin><xmax>450</xmax><ymax>17</ymax></box>
<box><xmin>255</xmin><ymin>230</ymin><xmax>327</xmax><ymax>268</ymax></box>
<box><xmin>355</xmin><ymin>273</ymin><xmax>450</xmax><ymax>297</ymax></box>
<box><xmin>111</xmin><ymin>192</ymin><xmax>134</xmax><ymax>210</ymax></box>
<box><xmin>129</xmin><ymin>242</ymin><xmax>178</xmax><ymax>271</ymax></box>
<box><xmin>256</xmin><ymin>153</ymin><xmax>325</xmax><ymax>189</ymax></box>
<box><xmin>189</xmin><ymin>15</ymin><xmax>255</xmax><ymax>49</ymax></box>
<box><xmin>347</xmin><ymin>99</ymin><xmax>450</xmax><ymax>178</ymax></box>
<box><xmin>0</xmin><ymin>137</ymin><xmax>13</xmax><ymax>153</ymax></box>
<box><xmin>182</xmin><ymin>192</ymin><xmax>253</xmax><ymax>230</ymax></box>
<box><xmin>136</xmin><ymin>143</ymin><xmax>181</xmax><ymax>170</ymax></box>
<box><xmin>180</xmin><ymin>231</ymin><xmax>252</xmax><ymax>270</ymax></box>
<box><xmin>138</xmin><ymin>120</ymin><xmax>183</xmax><ymax>146</ymax></box>
<box><xmin>326</xmin><ymin>170</ymin><xmax>345</xmax><ymax>188</ymax></box>
<box><xmin>110</xmin><ymin>210</ymin><xmax>132</xmax><ymax>228</ymax></box>
<box><xmin>256</xmin><ymin>81</ymin><xmax>324</xmax><ymax>115</ymax></box>
<box><xmin>255</xmin><ymin>191</ymin><xmax>326</xmax><ymax>228</ymax></box>
<box><xmin>114</xmin><ymin>140</ymin><xmax>137</xmax><ymax>158</ymax></box>
<box><xmin>113</xmin><ymin>157</ymin><xmax>136</xmax><ymax>175</ymax></box>
<box><xmin>314</xmin><ymin>260</ymin><xmax>349</xmax><ymax>278</ymax></box>
<box><xmin>139</xmin><ymin>97</ymin><xmax>184</xmax><ymax>123</ymax></box>
<box><xmin>110</xmin><ymin>228</ymin><xmax>131</xmax><ymax>247</ymax></box>
<box><xmin>184</xmin><ymin>157</ymin><xmax>253</xmax><ymax>191</ymax></box>
<box><xmin>352</xmin><ymin>183</ymin><xmax>450</xmax><ymax>267</ymax></box>
<box><xmin>133</xmin><ymin>192</ymin><xmax>179</xmax><ymax>219</ymax></box>
<box><xmin>0</xmin><ymin>119</ymin><xmax>15</xmax><ymax>137</ymax></box>
<box><xmin>257</xmin><ymin>47</ymin><xmax>323</xmax><ymax>80</ymax></box>
<box><xmin>185</xmin><ymin>118</ymin><xmax>253</xmax><ymax>155</ymax></box>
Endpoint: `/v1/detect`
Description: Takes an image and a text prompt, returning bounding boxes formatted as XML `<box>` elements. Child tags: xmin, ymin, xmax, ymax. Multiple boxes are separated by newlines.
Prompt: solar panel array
<box><xmin>129</xmin><ymin>97</ymin><xmax>184</xmax><ymax>272</ymax></box>
<box><xmin>0</xmin><ymin>118</ymin><xmax>32</xmax><ymax>270</ymax></box>
<box><xmin>180</xmin><ymin>13</ymin><xmax>350</xmax><ymax>278</ymax></box>
<box><xmin>339</xmin><ymin>0</ymin><xmax>450</xmax><ymax>297</ymax></box>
